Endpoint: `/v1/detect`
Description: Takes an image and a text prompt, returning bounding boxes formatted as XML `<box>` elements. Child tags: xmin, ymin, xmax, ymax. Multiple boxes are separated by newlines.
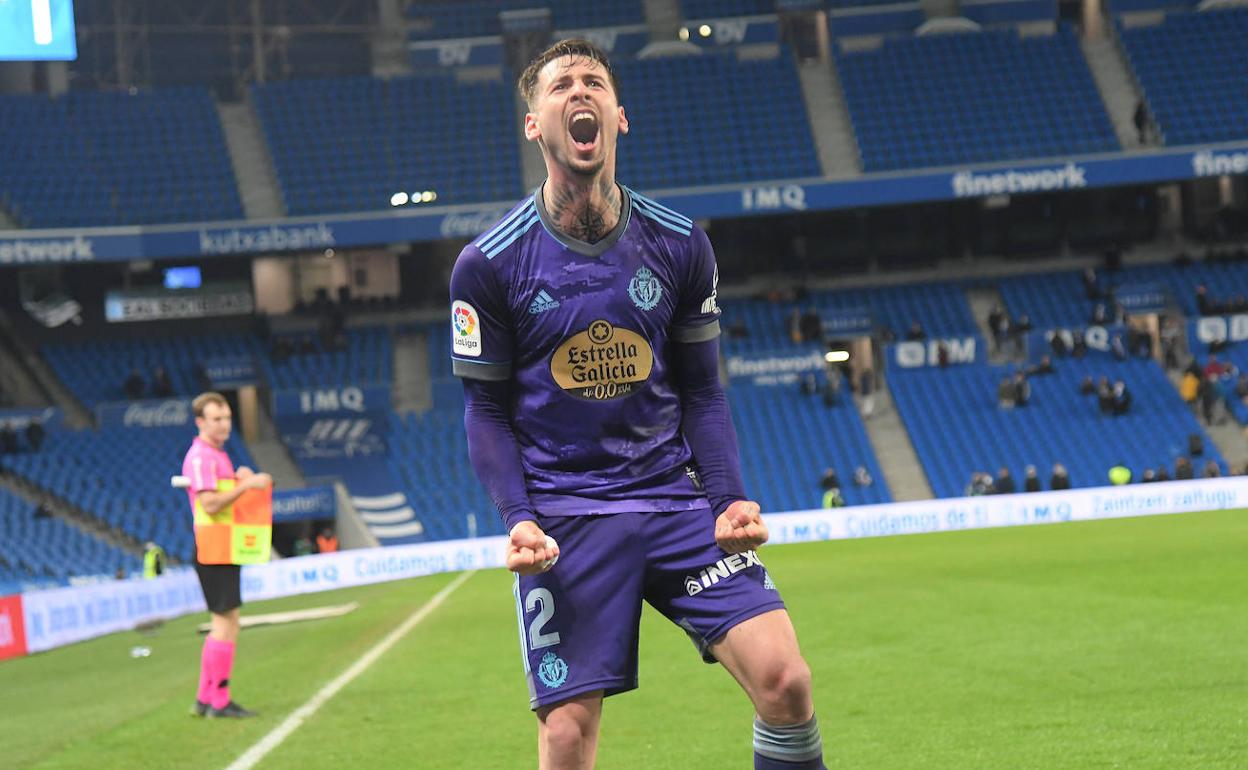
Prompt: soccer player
<box><xmin>182</xmin><ymin>392</ymin><xmax>269</xmax><ymax>719</ymax></box>
<box><xmin>451</xmin><ymin>40</ymin><xmax>826</xmax><ymax>769</ymax></box>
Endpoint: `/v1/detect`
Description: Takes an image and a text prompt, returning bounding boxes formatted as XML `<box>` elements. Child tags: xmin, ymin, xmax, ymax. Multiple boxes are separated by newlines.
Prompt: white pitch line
<box><xmin>223</xmin><ymin>570</ymin><xmax>476</xmax><ymax>770</ymax></box>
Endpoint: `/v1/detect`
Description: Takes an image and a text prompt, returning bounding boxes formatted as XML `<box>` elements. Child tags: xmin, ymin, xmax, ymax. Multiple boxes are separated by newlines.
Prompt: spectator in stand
<box><xmin>1050</xmin><ymin>463</ymin><xmax>1071</xmax><ymax>490</ymax></box>
<box><xmin>1013</xmin><ymin>372</ymin><xmax>1031</xmax><ymax>407</ymax></box>
<box><xmin>1174</xmin><ymin>457</ymin><xmax>1194</xmax><ymax>480</ymax></box>
<box><xmin>1141</xmin><ymin>469</ymin><xmax>1157</xmax><ymax>483</ymax></box>
<box><xmin>1029</xmin><ymin>355</ymin><xmax>1055</xmax><ymax>376</ymax></box>
<box><xmin>1188</xmin><ymin>433</ymin><xmax>1204</xmax><ymax>457</ymax></box>
<box><xmin>298</xmin><ymin>335</ymin><xmax>317</xmax><ymax>355</ymax></box>
<box><xmin>1023</xmin><ymin>465</ymin><xmax>1041</xmax><ymax>492</ymax></box>
<box><xmin>1092</xmin><ymin>302</ymin><xmax>1111</xmax><ymax>325</ymax></box>
<box><xmin>936</xmin><ymin>341</ymin><xmax>949</xmax><ymax>368</ymax></box>
<box><xmin>727</xmin><ymin>318</ymin><xmax>749</xmax><ymax>340</ymax></box>
<box><xmin>819</xmin><ymin>468</ymin><xmax>840</xmax><ymax>492</ymax></box>
<box><xmin>25</xmin><ymin>419</ymin><xmax>44</xmax><ymax>452</ymax></box>
<box><xmin>905</xmin><ymin>321</ymin><xmax>926</xmax><ymax>341</ymax></box>
<box><xmin>1082</xmin><ymin>267</ymin><xmax>1101</xmax><ymax>300</ymax></box>
<box><xmin>0</xmin><ymin>424</ymin><xmax>16</xmax><ymax>455</ymax></box>
<box><xmin>1203</xmin><ymin>355</ymin><xmax>1228</xmax><ymax>381</ymax></box>
<box><xmin>124</xmin><ymin>368</ymin><xmax>146</xmax><ymax>400</ymax></box>
<box><xmin>1111</xmin><ymin>380</ymin><xmax>1132</xmax><ymax>416</ymax></box>
<box><xmin>998</xmin><ymin>377</ymin><xmax>1016</xmax><ymax>409</ymax></box>
<box><xmin>1097</xmin><ymin>378</ymin><xmax>1114</xmax><ymax>415</ymax></box>
<box><xmin>271</xmin><ymin>336</ymin><xmax>293</xmax><ymax>364</ymax></box>
<box><xmin>994</xmin><ymin>467</ymin><xmax>1016</xmax><ymax>494</ymax></box>
<box><xmin>1108</xmin><ymin>462</ymin><xmax>1132</xmax><ymax>486</ymax></box>
<box><xmin>786</xmin><ymin>308</ymin><xmax>802</xmax><ymax>344</ymax></box>
<box><xmin>1195</xmin><ymin>284</ymin><xmax>1212</xmax><ymax>316</ymax></box>
<box><xmin>853</xmin><ymin>466</ymin><xmax>873</xmax><ymax>488</ymax></box>
<box><xmin>988</xmin><ymin>306</ymin><xmax>1007</xmax><ymax>352</ymax></box>
<box><xmin>316</xmin><ymin>528</ymin><xmax>338</xmax><ymax>553</ymax></box>
<box><xmin>1155</xmin><ymin>465</ymin><xmax>1171</xmax><ymax>482</ymax></box>
<box><xmin>799</xmin><ymin>373</ymin><xmax>817</xmax><ymax>396</ymax></box>
<box><xmin>1202</xmin><ymin>460</ymin><xmax>1222</xmax><ymax>478</ymax></box>
<box><xmin>799</xmin><ymin>307</ymin><xmax>822</xmax><ymax>343</ymax></box>
<box><xmin>1050</xmin><ymin>330</ymin><xmax>1068</xmax><ymax>359</ymax></box>
<box><xmin>1111</xmin><ymin>334</ymin><xmax>1127</xmax><ymax>361</ymax></box>
<box><xmin>859</xmin><ymin>369</ymin><xmax>875</xmax><ymax>419</ymax></box>
<box><xmin>1133</xmin><ymin>99</ymin><xmax>1149</xmax><ymax>144</ymax></box>
<box><xmin>967</xmin><ymin>472</ymin><xmax>994</xmax><ymax>496</ymax></box>
<box><xmin>1179</xmin><ymin>369</ymin><xmax>1200</xmax><ymax>408</ymax></box>
<box><xmin>1236</xmin><ymin>373</ymin><xmax>1248</xmax><ymax>405</ymax></box>
<box><xmin>1071</xmin><ymin>331</ymin><xmax>1088</xmax><ymax>358</ymax></box>
<box><xmin>1199</xmin><ymin>376</ymin><xmax>1219</xmax><ymax>425</ymax></box>
<box><xmin>1080</xmin><ymin>375</ymin><xmax>1096</xmax><ymax>395</ymax></box>
<box><xmin>1160</xmin><ymin>317</ymin><xmax>1182</xmax><ymax>371</ymax></box>
<box><xmin>152</xmin><ymin>366</ymin><xmax>174</xmax><ymax>398</ymax></box>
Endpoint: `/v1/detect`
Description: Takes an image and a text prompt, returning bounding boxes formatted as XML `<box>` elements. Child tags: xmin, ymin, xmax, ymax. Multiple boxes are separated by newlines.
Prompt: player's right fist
<box><xmin>507</xmin><ymin>521</ymin><xmax>559</xmax><ymax>575</ymax></box>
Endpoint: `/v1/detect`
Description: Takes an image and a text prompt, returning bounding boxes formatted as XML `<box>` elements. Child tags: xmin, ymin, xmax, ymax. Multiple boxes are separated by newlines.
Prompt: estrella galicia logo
<box><xmin>537</xmin><ymin>651</ymin><xmax>569</xmax><ymax>688</ymax></box>
<box><xmin>628</xmin><ymin>266</ymin><xmax>662</xmax><ymax>311</ymax></box>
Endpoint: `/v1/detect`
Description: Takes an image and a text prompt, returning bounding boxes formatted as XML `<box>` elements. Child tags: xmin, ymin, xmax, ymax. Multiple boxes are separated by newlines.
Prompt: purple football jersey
<box><xmin>450</xmin><ymin>185</ymin><xmax>722</xmax><ymax>517</ymax></box>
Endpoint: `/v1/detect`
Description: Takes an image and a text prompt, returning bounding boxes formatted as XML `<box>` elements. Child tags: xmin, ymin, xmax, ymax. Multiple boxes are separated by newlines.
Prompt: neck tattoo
<box><xmin>546</xmin><ymin>179</ymin><xmax>621</xmax><ymax>244</ymax></box>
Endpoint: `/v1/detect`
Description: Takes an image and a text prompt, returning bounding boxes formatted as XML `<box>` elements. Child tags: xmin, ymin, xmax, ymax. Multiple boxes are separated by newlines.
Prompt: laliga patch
<box><xmin>451</xmin><ymin>300</ymin><xmax>482</xmax><ymax>357</ymax></box>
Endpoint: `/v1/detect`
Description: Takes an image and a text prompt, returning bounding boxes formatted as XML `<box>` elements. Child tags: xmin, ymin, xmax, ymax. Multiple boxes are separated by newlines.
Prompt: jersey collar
<box><xmin>534</xmin><ymin>182</ymin><xmax>632</xmax><ymax>257</ymax></box>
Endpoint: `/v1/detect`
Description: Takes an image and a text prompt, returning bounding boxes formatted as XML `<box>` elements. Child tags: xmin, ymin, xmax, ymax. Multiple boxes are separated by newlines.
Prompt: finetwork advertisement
<box><xmin>724</xmin><ymin>348</ymin><xmax>826</xmax><ymax>386</ymax></box>
<box><xmin>4</xmin><ymin>142</ymin><xmax>1248</xmax><ymax>263</ymax></box>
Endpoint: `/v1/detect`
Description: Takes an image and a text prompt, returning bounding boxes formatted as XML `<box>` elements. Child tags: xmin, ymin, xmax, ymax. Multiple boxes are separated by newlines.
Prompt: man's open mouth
<box><xmin>569</xmin><ymin>110</ymin><xmax>599</xmax><ymax>150</ymax></box>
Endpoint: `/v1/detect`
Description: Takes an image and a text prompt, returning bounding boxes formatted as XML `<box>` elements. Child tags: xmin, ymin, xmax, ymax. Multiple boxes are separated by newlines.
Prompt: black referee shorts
<box><xmin>194</xmin><ymin>561</ymin><xmax>243</xmax><ymax>614</ymax></box>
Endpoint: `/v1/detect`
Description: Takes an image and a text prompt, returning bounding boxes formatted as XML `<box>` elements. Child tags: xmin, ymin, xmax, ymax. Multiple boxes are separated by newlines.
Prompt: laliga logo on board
<box><xmin>123</xmin><ymin>400</ymin><xmax>190</xmax><ymax>428</ymax></box>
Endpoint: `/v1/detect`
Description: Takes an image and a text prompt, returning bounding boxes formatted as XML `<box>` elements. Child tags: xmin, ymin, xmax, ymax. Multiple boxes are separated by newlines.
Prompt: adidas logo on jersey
<box><xmin>684</xmin><ymin>550</ymin><xmax>764</xmax><ymax>596</ymax></box>
<box><xmin>528</xmin><ymin>289</ymin><xmax>560</xmax><ymax>315</ymax></box>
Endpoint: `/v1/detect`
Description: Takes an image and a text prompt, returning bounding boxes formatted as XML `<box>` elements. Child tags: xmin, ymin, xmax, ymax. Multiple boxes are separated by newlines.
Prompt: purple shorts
<box><xmin>513</xmin><ymin>507</ymin><xmax>785</xmax><ymax>710</ymax></box>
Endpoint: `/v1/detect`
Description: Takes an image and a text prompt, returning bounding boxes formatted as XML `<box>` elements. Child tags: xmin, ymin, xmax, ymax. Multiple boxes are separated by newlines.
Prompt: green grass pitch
<box><xmin>2</xmin><ymin>509</ymin><xmax>1245</xmax><ymax>769</ymax></box>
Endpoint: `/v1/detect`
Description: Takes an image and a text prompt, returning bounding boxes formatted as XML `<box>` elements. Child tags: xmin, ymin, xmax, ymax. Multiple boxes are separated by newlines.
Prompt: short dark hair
<box><xmin>192</xmin><ymin>392</ymin><xmax>229</xmax><ymax>418</ymax></box>
<box><xmin>517</xmin><ymin>38</ymin><xmax>620</xmax><ymax>107</ymax></box>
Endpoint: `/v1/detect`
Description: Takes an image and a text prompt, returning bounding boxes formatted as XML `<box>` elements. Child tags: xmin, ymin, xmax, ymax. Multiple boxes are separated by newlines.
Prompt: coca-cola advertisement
<box><xmin>96</xmin><ymin>398</ymin><xmax>193</xmax><ymax>429</ymax></box>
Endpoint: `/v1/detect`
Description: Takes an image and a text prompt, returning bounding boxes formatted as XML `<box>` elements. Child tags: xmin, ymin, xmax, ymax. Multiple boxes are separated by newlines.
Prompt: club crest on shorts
<box><xmin>537</xmin><ymin>652</ymin><xmax>569</xmax><ymax>688</ymax></box>
<box><xmin>628</xmin><ymin>266</ymin><xmax>662</xmax><ymax>311</ymax></box>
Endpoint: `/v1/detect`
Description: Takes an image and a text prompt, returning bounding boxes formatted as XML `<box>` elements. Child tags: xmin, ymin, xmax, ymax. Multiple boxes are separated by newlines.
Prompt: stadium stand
<box><xmin>719</xmin><ymin>283</ymin><xmax>979</xmax><ymax>355</ymax></box>
<box><xmin>406</xmin><ymin>0</ymin><xmax>644</xmax><ymax>40</ymax></box>
<box><xmin>836</xmin><ymin>26</ymin><xmax>1120</xmax><ymax>172</ymax></box>
<box><xmin>889</xmin><ymin>356</ymin><xmax>1224</xmax><ymax>497</ymax></box>
<box><xmin>42</xmin><ymin>334</ymin><xmax>264</xmax><ymax>408</ymax></box>
<box><xmin>251</xmin><ymin>74</ymin><xmax>523</xmax><ymax>215</ymax></box>
<box><xmin>1118</xmin><ymin>8</ymin><xmax>1248</xmax><ymax>147</ymax></box>
<box><xmin>614</xmin><ymin>51</ymin><xmax>821</xmax><ymax>189</ymax></box>
<box><xmin>731</xmin><ymin>383</ymin><xmax>892</xmax><ymax>510</ymax></box>
<box><xmin>387</xmin><ymin>408</ymin><xmax>504</xmax><ymax>541</ymax></box>
<box><xmin>263</xmin><ymin>327</ymin><xmax>394</xmax><ymax>390</ymax></box>
<box><xmin>3</xmin><ymin>428</ymin><xmax>255</xmax><ymax>563</ymax></box>
<box><xmin>0</xmin><ymin>487</ymin><xmax>139</xmax><ymax>584</ymax></box>
<box><xmin>0</xmin><ymin>89</ymin><xmax>243</xmax><ymax>228</ymax></box>
<box><xmin>680</xmin><ymin>0</ymin><xmax>774</xmax><ymax>18</ymax></box>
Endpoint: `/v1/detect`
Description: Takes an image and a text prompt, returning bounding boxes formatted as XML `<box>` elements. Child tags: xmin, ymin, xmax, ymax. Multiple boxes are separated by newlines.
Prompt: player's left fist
<box><xmin>715</xmin><ymin>500</ymin><xmax>768</xmax><ymax>554</ymax></box>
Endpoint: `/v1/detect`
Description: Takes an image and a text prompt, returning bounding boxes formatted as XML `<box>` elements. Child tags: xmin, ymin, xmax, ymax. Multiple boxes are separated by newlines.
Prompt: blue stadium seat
<box><xmin>0</xmin><ymin>88</ymin><xmax>243</xmax><ymax>227</ymax></box>
<box><xmin>3</xmin><ymin>428</ymin><xmax>254</xmax><ymax>563</ymax></box>
<box><xmin>262</xmin><ymin>327</ymin><xmax>394</xmax><ymax>390</ymax></box>
<box><xmin>889</xmin><ymin>357</ymin><xmax>1224</xmax><ymax>497</ymax></box>
<box><xmin>0</xmin><ymin>488</ymin><xmax>140</xmax><ymax>583</ymax></box>
<box><xmin>43</xmin><ymin>334</ymin><xmax>265</xmax><ymax>409</ymax></box>
<box><xmin>836</xmin><ymin>26</ymin><xmax>1120</xmax><ymax>172</ymax></box>
<box><xmin>1118</xmin><ymin>9</ymin><xmax>1248</xmax><ymax>146</ymax></box>
<box><xmin>614</xmin><ymin>50</ymin><xmax>821</xmax><ymax>190</ymax></box>
<box><xmin>406</xmin><ymin>0</ymin><xmax>644</xmax><ymax>40</ymax></box>
<box><xmin>251</xmin><ymin>75</ymin><xmax>523</xmax><ymax>214</ymax></box>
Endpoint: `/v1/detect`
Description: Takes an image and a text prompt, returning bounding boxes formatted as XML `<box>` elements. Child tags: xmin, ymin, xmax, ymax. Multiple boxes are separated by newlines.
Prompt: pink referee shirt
<box><xmin>182</xmin><ymin>436</ymin><xmax>235</xmax><ymax>512</ymax></box>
